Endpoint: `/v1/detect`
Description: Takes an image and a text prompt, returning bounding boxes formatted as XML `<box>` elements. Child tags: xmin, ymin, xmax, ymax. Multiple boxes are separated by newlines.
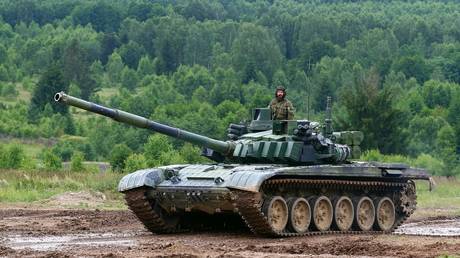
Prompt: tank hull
<box><xmin>119</xmin><ymin>162</ymin><xmax>429</xmax><ymax>236</ymax></box>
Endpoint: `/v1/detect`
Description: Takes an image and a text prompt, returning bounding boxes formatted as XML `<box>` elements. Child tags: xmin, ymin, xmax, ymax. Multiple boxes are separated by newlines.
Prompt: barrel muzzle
<box><xmin>54</xmin><ymin>92</ymin><xmax>64</xmax><ymax>102</ymax></box>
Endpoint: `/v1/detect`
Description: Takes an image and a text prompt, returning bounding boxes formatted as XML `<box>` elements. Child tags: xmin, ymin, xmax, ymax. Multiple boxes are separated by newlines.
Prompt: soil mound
<box><xmin>44</xmin><ymin>191</ymin><xmax>106</xmax><ymax>208</ymax></box>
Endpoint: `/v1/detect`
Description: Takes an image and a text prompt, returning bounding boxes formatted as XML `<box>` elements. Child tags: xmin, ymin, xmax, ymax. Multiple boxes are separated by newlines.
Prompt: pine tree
<box><xmin>28</xmin><ymin>65</ymin><xmax>68</xmax><ymax>122</ymax></box>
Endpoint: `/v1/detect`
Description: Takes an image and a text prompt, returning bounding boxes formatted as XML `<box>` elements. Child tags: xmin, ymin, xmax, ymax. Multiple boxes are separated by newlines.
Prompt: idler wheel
<box><xmin>333</xmin><ymin>196</ymin><xmax>354</xmax><ymax>231</ymax></box>
<box><xmin>287</xmin><ymin>197</ymin><xmax>311</xmax><ymax>233</ymax></box>
<box><xmin>400</xmin><ymin>181</ymin><xmax>417</xmax><ymax>215</ymax></box>
<box><xmin>375</xmin><ymin>197</ymin><xmax>396</xmax><ymax>231</ymax></box>
<box><xmin>263</xmin><ymin>196</ymin><xmax>288</xmax><ymax>233</ymax></box>
<box><xmin>355</xmin><ymin>196</ymin><xmax>375</xmax><ymax>231</ymax></box>
<box><xmin>312</xmin><ymin>196</ymin><xmax>333</xmax><ymax>231</ymax></box>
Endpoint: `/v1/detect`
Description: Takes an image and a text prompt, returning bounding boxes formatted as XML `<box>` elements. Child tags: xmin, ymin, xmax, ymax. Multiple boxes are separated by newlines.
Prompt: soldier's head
<box><xmin>275</xmin><ymin>86</ymin><xmax>286</xmax><ymax>100</ymax></box>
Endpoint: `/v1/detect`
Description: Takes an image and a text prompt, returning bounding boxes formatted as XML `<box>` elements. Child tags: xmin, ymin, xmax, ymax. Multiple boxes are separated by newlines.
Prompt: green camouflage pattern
<box><xmin>269</xmin><ymin>98</ymin><xmax>295</xmax><ymax>120</ymax></box>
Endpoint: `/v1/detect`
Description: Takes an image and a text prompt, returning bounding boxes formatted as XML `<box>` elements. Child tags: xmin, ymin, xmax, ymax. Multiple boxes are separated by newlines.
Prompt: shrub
<box><xmin>110</xmin><ymin>144</ymin><xmax>132</xmax><ymax>172</ymax></box>
<box><xmin>52</xmin><ymin>136</ymin><xmax>95</xmax><ymax>161</ymax></box>
<box><xmin>414</xmin><ymin>153</ymin><xmax>447</xmax><ymax>176</ymax></box>
<box><xmin>68</xmin><ymin>83</ymin><xmax>82</xmax><ymax>98</ymax></box>
<box><xmin>144</xmin><ymin>135</ymin><xmax>172</xmax><ymax>166</ymax></box>
<box><xmin>360</xmin><ymin>149</ymin><xmax>385</xmax><ymax>161</ymax></box>
<box><xmin>0</xmin><ymin>144</ymin><xmax>25</xmax><ymax>169</ymax></box>
<box><xmin>362</xmin><ymin>150</ymin><xmax>454</xmax><ymax>176</ymax></box>
<box><xmin>0</xmin><ymin>83</ymin><xmax>17</xmax><ymax>97</ymax></box>
<box><xmin>179</xmin><ymin>143</ymin><xmax>207</xmax><ymax>164</ymax></box>
<box><xmin>124</xmin><ymin>153</ymin><xmax>147</xmax><ymax>172</ymax></box>
<box><xmin>70</xmin><ymin>151</ymin><xmax>85</xmax><ymax>172</ymax></box>
<box><xmin>157</xmin><ymin>151</ymin><xmax>186</xmax><ymax>166</ymax></box>
<box><xmin>42</xmin><ymin>149</ymin><xmax>62</xmax><ymax>171</ymax></box>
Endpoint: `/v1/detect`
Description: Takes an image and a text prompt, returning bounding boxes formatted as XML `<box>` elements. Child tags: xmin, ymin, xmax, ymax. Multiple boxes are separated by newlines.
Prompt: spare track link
<box><xmin>232</xmin><ymin>179</ymin><xmax>414</xmax><ymax>237</ymax></box>
<box><xmin>124</xmin><ymin>188</ymin><xmax>177</xmax><ymax>234</ymax></box>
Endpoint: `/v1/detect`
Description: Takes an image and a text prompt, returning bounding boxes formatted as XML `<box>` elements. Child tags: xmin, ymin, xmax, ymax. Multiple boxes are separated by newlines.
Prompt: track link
<box><xmin>232</xmin><ymin>179</ymin><xmax>415</xmax><ymax>237</ymax></box>
<box><xmin>124</xmin><ymin>188</ymin><xmax>178</xmax><ymax>234</ymax></box>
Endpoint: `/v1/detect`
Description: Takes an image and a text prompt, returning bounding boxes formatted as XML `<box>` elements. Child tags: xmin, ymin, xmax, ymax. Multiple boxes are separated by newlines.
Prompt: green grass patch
<box><xmin>0</xmin><ymin>138</ymin><xmax>47</xmax><ymax>160</ymax></box>
<box><xmin>416</xmin><ymin>177</ymin><xmax>460</xmax><ymax>214</ymax></box>
<box><xmin>22</xmin><ymin>143</ymin><xmax>44</xmax><ymax>159</ymax></box>
<box><xmin>0</xmin><ymin>83</ymin><xmax>31</xmax><ymax>106</ymax></box>
<box><xmin>16</xmin><ymin>83</ymin><xmax>31</xmax><ymax>102</ymax></box>
<box><xmin>96</xmin><ymin>87</ymin><xmax>118</xmax><ymax>100</ymax></box>
<box><xmin>0</xmin><ymin>98</ymin><xmax>16</xmax><ymax>106</ymax></box>
<box><xmin>0</xmin><ymin>169</ymin><xmax>124</xmax><ymax>208</ymax></box>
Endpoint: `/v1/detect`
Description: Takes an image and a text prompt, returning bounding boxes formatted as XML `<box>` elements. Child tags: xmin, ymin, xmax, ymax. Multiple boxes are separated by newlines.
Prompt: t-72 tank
<box><xmin>55</xmin><ymin>92</ymin><xmax>430</xmax><ymax>237</ymax></box>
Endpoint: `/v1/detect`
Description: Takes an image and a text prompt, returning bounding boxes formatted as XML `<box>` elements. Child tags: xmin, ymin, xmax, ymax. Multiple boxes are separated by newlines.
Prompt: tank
<box><xmin>54</xmin><ymin>92</ymin><xmax>430</xmax><ymax>236</ymax></box>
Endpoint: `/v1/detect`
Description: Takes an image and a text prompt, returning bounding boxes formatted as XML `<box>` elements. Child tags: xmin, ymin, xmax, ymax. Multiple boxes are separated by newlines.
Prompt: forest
<box><xmin>0</xmin><ymin>0</ymin><xmax>459</xmax><ymax>176</ymax></box>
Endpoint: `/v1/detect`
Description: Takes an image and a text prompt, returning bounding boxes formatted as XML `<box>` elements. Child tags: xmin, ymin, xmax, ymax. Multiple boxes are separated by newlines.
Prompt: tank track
<box><xmin>124</xmin><ymin>188</ymin><xmax>245</xmax><ymax>234</ymax></box>
<box><xmin>124</xmin><ymin>188</ymin><xmax>180</xmax><ymax>233</ymax></box>
<box><xmin>232</xmin><ymin>179</ymin><xmax>416</xmax><ymax>237</ymax></box>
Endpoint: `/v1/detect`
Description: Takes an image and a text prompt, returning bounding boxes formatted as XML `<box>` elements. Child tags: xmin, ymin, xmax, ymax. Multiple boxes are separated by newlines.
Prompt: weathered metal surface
<box><xmin>118</xmin><ymin>169</ymin><xmax>164</xmax><ymax>192</ymax></box>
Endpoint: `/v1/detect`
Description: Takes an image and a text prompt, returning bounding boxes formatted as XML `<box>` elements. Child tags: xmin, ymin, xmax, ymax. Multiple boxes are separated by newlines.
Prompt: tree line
<box><xmin>0</xmin><ymin>0</ymin><xmax>459</xmax><ymax>175</ymax></box>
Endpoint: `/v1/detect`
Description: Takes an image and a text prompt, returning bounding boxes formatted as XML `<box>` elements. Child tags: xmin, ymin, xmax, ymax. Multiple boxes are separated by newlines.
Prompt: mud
<box><xmin>395</xmin><ymin>219</ymin><xmax>460</xmax><ymax>236</ymax></box>
<box><xmin>0</xmin><ymin>208</ymin><xmax>459</xmax><ymax>257</ymax></box>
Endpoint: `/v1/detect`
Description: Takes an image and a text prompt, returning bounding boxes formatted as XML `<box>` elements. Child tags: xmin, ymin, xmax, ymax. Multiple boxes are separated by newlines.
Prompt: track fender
<box><xmin>118</xmin><ymin>168</ymin><xmax>164</xmax><ymax>192</ymax></box>
<box><xmin>227</xmin><ymin>170</ymin><xmax>278</xmax><ymax>192</ymax></box>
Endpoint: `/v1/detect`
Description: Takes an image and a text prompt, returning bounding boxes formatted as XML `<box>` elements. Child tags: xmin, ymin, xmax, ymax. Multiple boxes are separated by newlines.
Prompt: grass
<box><xmin>22</xmin><ymin>142</ymin><xmax>45</xmax><ymax>159</ymax></box>
<box><xmin>414</xmin><ymin>177</ymin><xmax>460</xmax><ymax>218</ymax></box>
<box><xmin>16</xmin><ymin>83</ymin><xmax>31</xmax><ymax>102</ymax></box>
<box><xmin>2</xmin><ymin>139</ymin><xmax>47</xmax><ymax>159</ymax></box>
<box><xmin>0</xmin><ymin>169</ymin><xmax>125</xmax><ymax>209</ymax></box>
<box><xmin>96</xmin><ymin>87</ymin><xmax>118</xmax><ymax>100</ymax></box>
<box><xmin>0</xmin><ymin>83</ymin><xmax>31</xmax><ymax>106</ymax></box>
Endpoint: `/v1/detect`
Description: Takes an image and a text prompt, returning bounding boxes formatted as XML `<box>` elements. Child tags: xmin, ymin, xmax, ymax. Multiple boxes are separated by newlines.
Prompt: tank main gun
<box><xmin>54</xmin><ymin>92</ymin><xmax>234</xmax><ymax>156</ymax></box>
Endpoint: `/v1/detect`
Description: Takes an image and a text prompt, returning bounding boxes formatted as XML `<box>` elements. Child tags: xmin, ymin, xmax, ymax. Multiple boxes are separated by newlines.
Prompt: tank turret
<box><xmin>55</xmin><ymin>92</ymin><xmax>361</xmax><ymax>165</ymax></box>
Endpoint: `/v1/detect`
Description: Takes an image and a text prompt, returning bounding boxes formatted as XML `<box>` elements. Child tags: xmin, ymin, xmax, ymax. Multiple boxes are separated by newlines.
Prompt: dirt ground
<box><xmin>0</xmin><ymin>208</ymin><xmax>459</xmax><ymax>258</ymax></box>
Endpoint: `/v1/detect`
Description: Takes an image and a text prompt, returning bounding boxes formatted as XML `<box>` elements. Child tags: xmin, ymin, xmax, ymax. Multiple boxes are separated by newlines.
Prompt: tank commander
<box><xmin>269</xmin><ymin>85</ymin><xmax>295</xmax><ymax>120</ymax></box>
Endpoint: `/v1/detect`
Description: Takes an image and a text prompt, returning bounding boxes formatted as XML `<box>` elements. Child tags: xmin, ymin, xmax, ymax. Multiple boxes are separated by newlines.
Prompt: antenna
<box><xmin>303</xmin><ymin>72</ymin><xmax>310</xmax><ymax>120</ymax></box>
<box><xmin>325</xmin><ymin>96</ymin><xmax>333</xmax><ymax>137</ymax></box>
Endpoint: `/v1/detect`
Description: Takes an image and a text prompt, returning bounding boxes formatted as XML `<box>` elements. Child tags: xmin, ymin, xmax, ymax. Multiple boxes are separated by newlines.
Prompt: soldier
<box><xmin>269</xmin><ymin>86</ymin><xmax>295</xmax><ymax>120</ymax></box>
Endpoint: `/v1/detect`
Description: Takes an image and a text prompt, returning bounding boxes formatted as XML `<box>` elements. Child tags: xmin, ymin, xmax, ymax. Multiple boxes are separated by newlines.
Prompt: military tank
<box><xmin>55</xmin><ymin>92</ymin><xmax>430</xmax><ymax>237</ymax></box>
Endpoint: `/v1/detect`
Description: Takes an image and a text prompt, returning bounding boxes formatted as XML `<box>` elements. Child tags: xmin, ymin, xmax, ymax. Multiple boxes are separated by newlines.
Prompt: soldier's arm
<box><xmin>287</xmin><ymin>101</ymin><xmax>295</xmax><ymax>120</ymax></box>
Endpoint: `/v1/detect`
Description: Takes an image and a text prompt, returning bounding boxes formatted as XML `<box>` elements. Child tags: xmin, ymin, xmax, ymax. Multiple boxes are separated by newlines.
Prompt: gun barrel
<box><xmin>54</xmin><ymin>92</ymin><xmax>232</xmax><ymax>154</ymax></box>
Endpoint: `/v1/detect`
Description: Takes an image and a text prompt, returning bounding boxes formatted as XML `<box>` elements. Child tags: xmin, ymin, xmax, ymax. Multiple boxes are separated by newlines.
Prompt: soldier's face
<box><xmin>276</xmin><ymin>90</ymin><xmax>284</xmax><ymax>99</ymax></box>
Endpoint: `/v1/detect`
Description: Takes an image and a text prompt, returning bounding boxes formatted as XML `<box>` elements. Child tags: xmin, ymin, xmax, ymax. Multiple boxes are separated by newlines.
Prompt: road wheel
<box><xmin>334</xmin><ymin>196</ymin><xmax>354</xmax><ymax>231</ymax></box>
<box><xmin>287</xmin><ymin>197</ymin><xmax>311</xmax><ymax>233</ymax></box>
<box><xmin>375</xmin><ymin>197</ymin><xmax>396</xmax><ymax>232</ymax></box>
<box><xmin>355</xmin><ymin>196</ymin><xmax>375</xmax><ymax>231</ymax></box>
<box><xmin>263</xmin><ymin>196</ymin><xmax>288</xmax><ymax>233</ymax></box>
<box><xmin>312</xmin><ymin>196</ymin><xmax>333</xmax><ymax>231</ymax></box>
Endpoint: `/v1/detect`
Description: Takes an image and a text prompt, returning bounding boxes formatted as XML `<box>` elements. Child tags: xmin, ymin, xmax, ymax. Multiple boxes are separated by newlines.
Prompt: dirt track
<box><xmin>0</xmin><ymin>208</ymin><xmax>459</xmax><ymax>258</ymax></box>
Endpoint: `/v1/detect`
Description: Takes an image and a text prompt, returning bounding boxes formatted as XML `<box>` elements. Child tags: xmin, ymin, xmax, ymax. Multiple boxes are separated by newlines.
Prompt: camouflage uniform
<box><xmin>269</xmin><ymin>98</ymin><xmax>295</xmax><ymax>120</ymax></box>
<box><xmin>269</xmin><ymin>86</ymin><xmax>295</xmax><ymax>120</ymax></box>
